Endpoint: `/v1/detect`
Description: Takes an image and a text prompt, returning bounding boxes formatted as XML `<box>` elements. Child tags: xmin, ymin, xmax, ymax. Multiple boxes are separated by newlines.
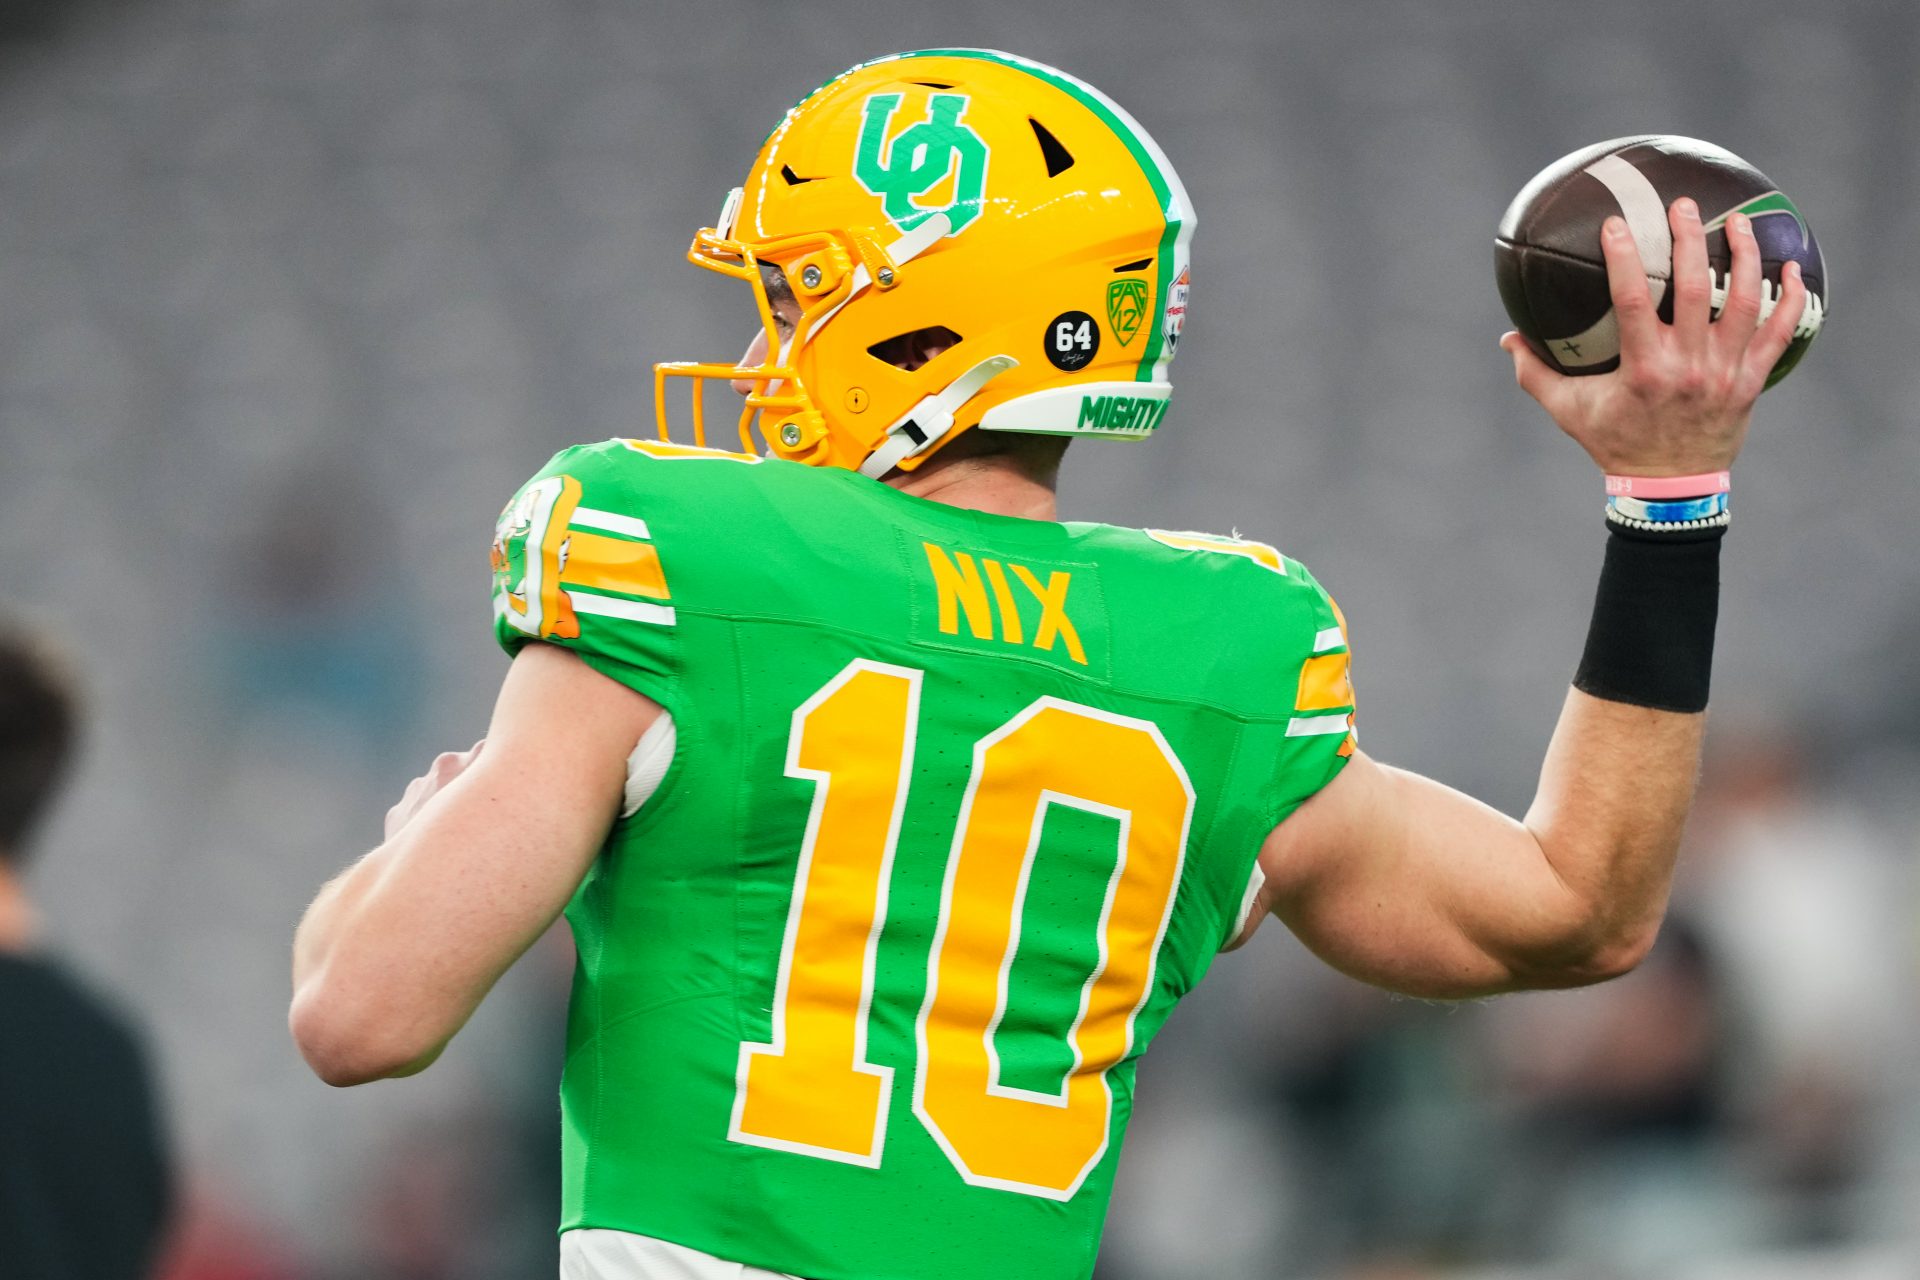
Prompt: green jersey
<box><xmin>489</xmin><ymin>438</ymin><xmax>1356</xmax><ymax>1280</ymax></box>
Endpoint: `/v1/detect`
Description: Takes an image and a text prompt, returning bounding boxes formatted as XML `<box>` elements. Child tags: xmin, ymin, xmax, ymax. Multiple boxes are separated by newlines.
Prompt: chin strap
<box><xmin>867</xmin><ymin>212</ymin><xmax>950</xmax><ymax>281</ymax></box>
<box><xmin>857</xmin><ymin>354</ymin><xmax>1020</xmax><ymax>479</ymax></box>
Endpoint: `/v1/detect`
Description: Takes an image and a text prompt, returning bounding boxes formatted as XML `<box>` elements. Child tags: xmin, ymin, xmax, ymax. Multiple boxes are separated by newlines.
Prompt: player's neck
<box><xmin>0</xmin><ymin>860</ymin><xmax>38</xmax><ymax>954</ymax></box>
<box><xmin>884</xmin><ymin>453</ymin><xmax>1059</xmax><ymax>522</ymax></box>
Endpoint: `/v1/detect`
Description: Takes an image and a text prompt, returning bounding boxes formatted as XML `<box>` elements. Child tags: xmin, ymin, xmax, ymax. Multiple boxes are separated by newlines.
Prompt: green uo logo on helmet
<box><xmin>853</xmin><ymin>92</ymin><xmax>991</xmax><ymax>236</ymax></box>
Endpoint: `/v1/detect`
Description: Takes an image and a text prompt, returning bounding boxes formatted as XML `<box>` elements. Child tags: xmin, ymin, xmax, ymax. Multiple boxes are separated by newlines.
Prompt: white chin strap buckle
<box><xmin>857</xmin><ymin>354</ymin><xmax>1019</xmax><ymax>479</ymax></box>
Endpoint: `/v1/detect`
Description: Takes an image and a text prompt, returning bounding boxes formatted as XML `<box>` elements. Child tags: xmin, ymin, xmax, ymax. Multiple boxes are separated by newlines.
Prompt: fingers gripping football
<box><xmin>1665</xmin><ymin>197</ymin><xmax>1713</xmax><ymax>346</ymax></box>
<box><xmin>1501</xmin><ymin>198</ymin><xmax>1806</xmax><ymax>476</ymax></box>
<box><xmin>1719</xmin><ymin>206</ymin><xmax>1766</xmax><ymax>338</ymax></box>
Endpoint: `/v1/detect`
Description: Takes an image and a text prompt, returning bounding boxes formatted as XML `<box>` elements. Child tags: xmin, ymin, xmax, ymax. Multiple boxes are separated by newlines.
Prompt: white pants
<box><xmin>561</xmin><ymin>1229</ymin><xmax>804</xmax><ymax>1280</ymax></box>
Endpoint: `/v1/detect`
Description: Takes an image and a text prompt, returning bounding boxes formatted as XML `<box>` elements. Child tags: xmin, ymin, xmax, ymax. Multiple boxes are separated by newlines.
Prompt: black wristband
<box><xmin>1573</xmin><ymin>521</ymin><xmax>1725</xmax><ymax>713</ymax></box>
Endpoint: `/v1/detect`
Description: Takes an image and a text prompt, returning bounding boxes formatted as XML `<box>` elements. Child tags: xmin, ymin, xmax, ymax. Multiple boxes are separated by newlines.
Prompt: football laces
<box><xmin>1704</xmin><ymin>266</ymin><xmax>1826</xmax><ymax>340</ymax></box>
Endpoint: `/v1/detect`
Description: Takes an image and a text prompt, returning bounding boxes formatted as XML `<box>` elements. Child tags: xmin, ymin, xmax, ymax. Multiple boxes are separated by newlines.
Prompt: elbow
<box><xmin>289</xmin><ymin>979</ymin><xmax>442</xmax><ymax>1087</ymax></box>
<box><xmin>1509</xmin><ymin>915</ymin><xmax>1662</xmax><ymax>991</ymax></box>
<box><xmin>1562</xmin><ymin>922</ymin><xmax>1660</xmax><ymax>986</ymax></box>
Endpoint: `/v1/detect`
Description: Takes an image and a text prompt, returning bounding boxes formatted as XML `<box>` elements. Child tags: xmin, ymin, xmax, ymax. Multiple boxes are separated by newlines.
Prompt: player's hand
<box><xmin>384</xmin><ymin>741</ymin><xmax>485</xmax><ymax>840</ymax></box>
<box><xmin>1499</xmin><ymin>197</ymin><xmax>1807</xmax><ymax>475</ymax></box>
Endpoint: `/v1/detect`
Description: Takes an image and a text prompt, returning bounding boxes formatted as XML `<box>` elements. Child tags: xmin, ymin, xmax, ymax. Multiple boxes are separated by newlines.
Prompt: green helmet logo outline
<box><xmin>853</xmin><ymin>92</ymin><xmax>991</xmax><ymax>236</ymax></box>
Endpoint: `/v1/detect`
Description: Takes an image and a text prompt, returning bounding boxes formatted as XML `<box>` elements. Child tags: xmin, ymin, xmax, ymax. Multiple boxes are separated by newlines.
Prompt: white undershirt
<box><xmin>560</xmin><ymin>1229</ymin><xmax>804</xmax><ymax>1280</ymax></box>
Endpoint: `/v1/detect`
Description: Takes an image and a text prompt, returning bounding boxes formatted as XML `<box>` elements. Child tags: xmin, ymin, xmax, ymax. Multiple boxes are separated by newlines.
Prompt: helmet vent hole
<box><xmin>1029</xmin><ymin>118</ymin><xmax>1075</xmax><ymax>177</ymax></box>
<box><xmin>913</xmin><ymin>80</ymin><xmax>955</xmax><ymax>89</ymax></box>
<box><xmin>1113</xmin><ymin>257</ymin><xmax>1152</xmax><ymax>273</ymax></box>
<box><xmin>867</xmin><ymin>326</ymin><xmax>964</xmax><ymax>372</ymax></box>
<box><xmin>780</xmin><ymin>164</ymin><xmax>820</xmax><ymax>186</ymax></box>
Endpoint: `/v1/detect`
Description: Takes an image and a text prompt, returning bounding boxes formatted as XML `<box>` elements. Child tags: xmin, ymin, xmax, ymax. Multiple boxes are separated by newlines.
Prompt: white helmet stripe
<box><xmin>716</xmin><ymin>187</ymin><xmax>744</xmax><ymax>240</ymax></box>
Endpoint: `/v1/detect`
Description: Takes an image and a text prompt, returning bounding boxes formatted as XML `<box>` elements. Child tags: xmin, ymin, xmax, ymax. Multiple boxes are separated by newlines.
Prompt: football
<box><xmin>1495</xmin><ymin>135</ymin><xmax>1827</xmax><ymax>386</ymax></box>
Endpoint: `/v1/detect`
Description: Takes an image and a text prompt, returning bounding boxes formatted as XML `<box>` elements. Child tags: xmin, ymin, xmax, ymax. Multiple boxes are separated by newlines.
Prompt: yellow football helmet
<box><xmin>656</xmin><ymin>48</ymin><xmax>1195</xmax><ymax>477</ymax></box>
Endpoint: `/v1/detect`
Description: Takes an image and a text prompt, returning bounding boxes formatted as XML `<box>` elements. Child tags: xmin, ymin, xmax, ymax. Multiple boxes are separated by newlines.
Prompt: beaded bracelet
<box><xmin>1604</xmin><ymin>501</ymin><xmax>1731</xmax><ymax>534</ymax></box>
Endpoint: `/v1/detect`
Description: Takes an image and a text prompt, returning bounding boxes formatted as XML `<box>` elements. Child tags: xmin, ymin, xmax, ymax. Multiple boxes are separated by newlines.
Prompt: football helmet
<box><xmin>655</xmin><ymin>49</ymin><xmax>1195</xmax><ymax>476</ymax></box>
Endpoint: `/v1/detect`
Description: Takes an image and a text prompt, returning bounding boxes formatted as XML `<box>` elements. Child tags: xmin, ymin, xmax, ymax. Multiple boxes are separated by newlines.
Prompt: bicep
<box><xmin>1255</xmin><ymin>751</ymin><xmax>1590</xmax><ymax>998</ymax></box>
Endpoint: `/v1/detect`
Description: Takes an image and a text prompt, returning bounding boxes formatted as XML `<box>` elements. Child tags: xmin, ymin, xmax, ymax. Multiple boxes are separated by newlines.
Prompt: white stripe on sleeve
<box><xmin>572</xmin><ymin>507</ymin><xmax>652</xmax><ymax>540</ymax></box>
<box><xmin>570</xmin><ymin>592</ymin><xmax>675</xmax><ymax>627</ymax></box>
<box><xmin>1286</xmin><ymin>714</ymin><xmax>1351</xmax><ymax>738</ymax></box>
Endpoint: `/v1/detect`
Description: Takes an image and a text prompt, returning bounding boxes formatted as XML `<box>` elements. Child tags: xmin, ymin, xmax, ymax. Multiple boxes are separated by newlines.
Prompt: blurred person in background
<box><xmin>0</xmin><ymin>629</ymin><xmax>174</xmax><ymax>1279</ymax></box>
<box><xmin>1682</xmin><ymin>723</ymin><xmax>1911</xmax><ymax>1241</ymax></box>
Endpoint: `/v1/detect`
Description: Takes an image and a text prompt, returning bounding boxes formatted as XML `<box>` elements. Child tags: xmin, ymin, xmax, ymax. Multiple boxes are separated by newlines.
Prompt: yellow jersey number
<box><xmin>728</xmin><ymin>660</ymin><xmax>1195</xmax><ymax>1201</ymax></box>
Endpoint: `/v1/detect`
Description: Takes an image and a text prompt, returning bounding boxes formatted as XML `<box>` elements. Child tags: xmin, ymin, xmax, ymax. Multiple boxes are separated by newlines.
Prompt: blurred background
<box><xmin>2</xmin><ymin>0</ymin><xmax>1916</xmax><ymax>1276</ymax></box>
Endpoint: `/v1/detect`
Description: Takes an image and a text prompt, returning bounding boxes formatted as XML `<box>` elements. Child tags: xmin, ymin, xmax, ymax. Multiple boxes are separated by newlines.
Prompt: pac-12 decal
<box><xmin>1106</xmin><ymin>278</ymin><xmax>1149</xmax><ymax>347</ymax></box>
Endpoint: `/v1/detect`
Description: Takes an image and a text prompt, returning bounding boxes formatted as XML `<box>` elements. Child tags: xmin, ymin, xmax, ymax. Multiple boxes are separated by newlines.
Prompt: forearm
<box><xmin>291</xmin><ymin>838</ymin><xmax>466</xmax><ymax>1049</ymax></box>
<box><xmin>289</xmin><ymin>756</ymin><xmax>603</xmax><ymax>1084</ymax></box>
<box><xmin>289</xmin><ymin>831</ymin><xmax>484</xmax><ymax>1085</ymax></box>
<box><xmin>292</xmin><ymin>846</ymin><xmax>396</xmax><ymax>998</ymax></box>
<box><xmin>1461</xmin><ymin>509</ymin><xmax>1731</xmax><ymax>982</ymax></box>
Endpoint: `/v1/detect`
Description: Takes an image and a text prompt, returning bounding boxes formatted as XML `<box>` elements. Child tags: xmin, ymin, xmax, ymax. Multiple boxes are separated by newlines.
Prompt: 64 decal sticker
<box><xmin>1106</xmin><ymin>278</ymin><xmax>1149</xmax><ymax>347</ymax></box>
<box><xmin>1045</xmin><ymin>310</ymin><xmax>1100</xmax><ymax>371</ymax></box>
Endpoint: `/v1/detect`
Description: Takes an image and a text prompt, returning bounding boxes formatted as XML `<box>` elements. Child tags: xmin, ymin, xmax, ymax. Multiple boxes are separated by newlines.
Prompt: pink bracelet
<box><xmin>1604</xmin><ymin>470</ymin><xmax>1731</xmax><ymax>499</ymax></box>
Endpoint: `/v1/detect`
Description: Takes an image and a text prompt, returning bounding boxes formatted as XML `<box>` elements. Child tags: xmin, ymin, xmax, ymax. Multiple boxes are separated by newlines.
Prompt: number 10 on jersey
<box><xmin>729</xmin><ymin>660</ymin><xmax>1195</xmax><ymax>1200</ymax></box>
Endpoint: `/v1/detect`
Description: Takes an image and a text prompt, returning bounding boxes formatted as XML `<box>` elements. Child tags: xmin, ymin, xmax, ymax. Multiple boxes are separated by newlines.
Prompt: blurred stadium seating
<box><xmin>1</xmin><ymin>1</ymin><xmax>1913</xmax><ymax>1276</ymax></box>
